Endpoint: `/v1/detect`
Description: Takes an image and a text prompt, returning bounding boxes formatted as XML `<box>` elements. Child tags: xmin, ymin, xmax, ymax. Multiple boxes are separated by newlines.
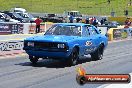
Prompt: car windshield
<box><xmin>13</xmin><ymin>13</ymin><xmax>23</xmax><ymax>18</ymax></box>
<box><xmin>45</xmin><ymin>25</ymin><xmax>81</xmax><ymax>36</ymax></box>
<box><xmin>17</xmin><ymin>13</ymin><xmax>23</xmax><ymax>17</ymax></box>
<box><xmin>28</xmin><ymin>14</ymin><xmax>34</xmax><ymax>18</ymax></box>
<box><xmin>3</xmin><ymin>14</ymin><xmax>11</xmax><ymax>19</ymax></box>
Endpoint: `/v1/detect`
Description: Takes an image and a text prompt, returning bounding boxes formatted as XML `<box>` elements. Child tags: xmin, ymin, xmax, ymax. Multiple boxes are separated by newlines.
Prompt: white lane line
<box><xmin>98</xmin><ymin>73</ymin><xmax>132</xmax><ymax>88</ymax></box>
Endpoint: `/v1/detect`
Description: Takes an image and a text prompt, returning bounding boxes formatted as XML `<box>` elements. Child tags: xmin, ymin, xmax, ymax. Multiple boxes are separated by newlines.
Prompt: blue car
<box><xmin>23</xmin><ymin>23</ymin><xmax>108</xmax><ymax>65</ymax></box>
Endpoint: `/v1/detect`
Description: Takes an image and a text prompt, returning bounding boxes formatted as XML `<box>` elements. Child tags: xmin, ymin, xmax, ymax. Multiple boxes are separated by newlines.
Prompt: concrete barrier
<box><xmin>107</xmin><ymin>27</ymin><xmax>132</xmax><ymax>41</ymax></box>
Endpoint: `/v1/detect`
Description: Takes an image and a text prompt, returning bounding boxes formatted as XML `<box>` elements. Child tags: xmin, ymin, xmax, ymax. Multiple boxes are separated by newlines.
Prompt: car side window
<box><xmin>87</xmin><ymin>27</ymin><xmax>91</xmax><ymax>36</ymax></box>
<box><xmin>82</xmin><ymin>26</ymin><xmax>90</xmax><ymax>37</ymax></box>
<box><xmin>89</xmin><ymin>27</ymin><xmax>99</xmax><ymax>35</ymax></box>
<box><xmin>23</xmin><ymin>14</ymin><xmax>28</xmax><ymax>18</ymax></box>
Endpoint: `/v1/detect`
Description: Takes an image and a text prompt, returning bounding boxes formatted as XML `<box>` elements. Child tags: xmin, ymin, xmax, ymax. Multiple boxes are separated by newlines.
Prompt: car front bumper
<box><xmin>24</xmin><ymin>49</ymin><xmax>71</xmax><ymax>59</ymax></box>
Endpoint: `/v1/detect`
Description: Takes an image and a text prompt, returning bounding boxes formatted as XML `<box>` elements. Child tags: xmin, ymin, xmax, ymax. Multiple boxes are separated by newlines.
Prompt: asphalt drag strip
<box><xmin>0</xmin><ymin>40</ymin><xmax>132</xmax><ymax>88</ymax></box>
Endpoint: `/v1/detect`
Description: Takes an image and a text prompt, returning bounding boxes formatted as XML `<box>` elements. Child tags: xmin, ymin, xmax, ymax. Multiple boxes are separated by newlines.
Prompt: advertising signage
<box><xmin>0</xmin><ymin>23</ymin><xmax>23</xmax><ymax>34</ymax></box>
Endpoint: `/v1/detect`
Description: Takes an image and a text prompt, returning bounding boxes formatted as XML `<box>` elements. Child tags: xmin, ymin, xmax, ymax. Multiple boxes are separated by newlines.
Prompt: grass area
<box><xmin>0</xmin><ymin>0</ymin><xmax>132</xmax><ymax>16</ymax></box>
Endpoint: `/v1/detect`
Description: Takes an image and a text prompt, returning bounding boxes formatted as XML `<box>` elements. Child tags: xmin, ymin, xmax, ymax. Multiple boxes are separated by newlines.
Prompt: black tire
<box><xmin>66</xmin><ymin>48</ymin><xmax>79</xmax><ymax>66</ymax></box>
<box><xmin>29</xmin><ymin>56</ymin><xmax>39</xmax><ymax>64</ymax></box>
<box><xmin>91</xmin><ymin>45</ymin><xmax>104</xmax><ymax>61</ymax></box>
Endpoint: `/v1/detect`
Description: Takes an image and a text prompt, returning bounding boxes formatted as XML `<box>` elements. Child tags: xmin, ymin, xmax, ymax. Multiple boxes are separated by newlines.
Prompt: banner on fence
<box><xmin>113</xmin><ymin>28</ymin><xmax>132</xmax><ymax>40</ymax></box>
<box><xmin>0</xmin><ymin>22</ymin><xmax>54</xmax><ymax>34</ymax></box>
<box><xmin>0</xmin><ymin>23</ymin><xmax>24</xmax><ymax>34</ymax></box>
<box><xmin>0</xmin><ymin>41</ymin><xmax>23</xmax><ymax>51</ymax></box>
<box><xmin>0</xmin><ymin>23</ymin><xmax>11</xmax><ymax>34</ymax></box>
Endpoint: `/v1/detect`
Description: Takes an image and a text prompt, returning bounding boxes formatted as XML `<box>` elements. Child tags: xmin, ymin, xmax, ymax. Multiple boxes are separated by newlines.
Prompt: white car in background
<box><xmin>10</xmin><ymin>7</ymin><xmax>36</xmax><ymax>23</ymax></box>
<box><xmin>0</xmin><ymin>13</ymin><xmax>20</xmax><ymax>22</ymax></box>
<box><xmin>16</xmin><ymin>12</ymin><xmax>36</xmax><ymax>23</ymax></box>
<box><xmin>21</xmin><ymin>13</ymin><xmax>36</xmax><ymax>22</ymax></box>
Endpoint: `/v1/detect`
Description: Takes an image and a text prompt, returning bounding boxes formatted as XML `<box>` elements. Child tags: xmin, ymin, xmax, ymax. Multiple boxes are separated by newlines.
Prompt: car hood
<box><xmin>25</xmin><ymin>35</ymin><xmax>80</xmax><ymax>42</ymax></box>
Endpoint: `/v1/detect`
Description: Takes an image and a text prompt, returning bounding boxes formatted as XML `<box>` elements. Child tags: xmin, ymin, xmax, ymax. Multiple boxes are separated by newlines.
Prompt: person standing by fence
<box><xmin>124</xmin><ymin>9</ymin><xmax>128</xmax><ymax>17</ymax></box>
<box><xmin>125</xmin><ymin>18</ymin><xmax>131</xmax><ymax>26</ymax></box>
<box><xmin>34</xmin><ymin>17</ymin><xmax>43</xmax><ymax>34</ymax></box>
<box><xmin>69</xmin><ymin>13</ymin><xmax>74</xmax><ymax>23</ymax></box>
<box><xmin>100</xmin><ymin>18</ymin><xmax>104</xmax><ymax>25</ymax></box>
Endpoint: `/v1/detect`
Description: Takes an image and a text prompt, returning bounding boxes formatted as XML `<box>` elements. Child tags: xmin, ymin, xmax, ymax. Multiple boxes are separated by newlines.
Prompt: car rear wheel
<box><xmin>66</xmin><ymin>48</ymin><xmax>79</xmax><ymax>66</ymax></box>
<box><xmin>29</xmin><ymin>56</ymin><xmax>39</xmax><ymax>64</ymax></box>
<box><xmin>91</xmin><ymin>45</ymin><xmax>104</xmax><ymax>61</ymax></box>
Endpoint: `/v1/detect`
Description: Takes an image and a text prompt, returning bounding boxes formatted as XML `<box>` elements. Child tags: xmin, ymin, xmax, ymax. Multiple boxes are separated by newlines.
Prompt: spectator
<box><xmin>124</xmin><ymin>9</ymin><xmax>128</xmax><ymax>17</ymax></box>
<box><xmin>92</xmin><ymin>17</ymin><xmax>98</xmax><ymax>27</ymax></box>
<box><xmin>124</xmin><ymin>18</ymin><xmax>131</xmax><ymax>28</ymax></box>
<box><xmin>76</xmin><ymin>17</ymin><xmax>81</xmax><ymax>23</ymax></box>
<box><xmin>34</xmin><ymin>16</ymin><xmax>43</xmax><ymax>33</ymax></box>
<box><xmin>103</xmin><ymin>18</ymin><xmax>107</xmax><ymax>22</ymax></box>
<box><xmin>89</xmin><ymin>17</ymin><xmax>93</xmax><ymax>24</ymax></box>
<box><xmin>69</xmin><ymin>13</ymin><xmax>74</xmax><ymax>23</ymax></box>
<box><xmin>85</xmin><ymin>18</ymin><xmax>89</xmax><ymax>24</ymax></box>
<box><xmin>100</xmin><ymin>18</ymin><xmax>104</xmax><ymax>25</ymax></box>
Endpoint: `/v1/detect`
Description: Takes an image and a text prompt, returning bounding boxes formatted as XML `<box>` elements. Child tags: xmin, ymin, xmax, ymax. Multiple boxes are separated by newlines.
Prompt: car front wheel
<box><xmin>29</xmin><ymin>56</ymin><xmax>39</xmax><ymax>64</ymax></box>
<box><xmin>66</xmin><ymin>48</ymin><xmax>79</xmax><ymax>66</ymax></box>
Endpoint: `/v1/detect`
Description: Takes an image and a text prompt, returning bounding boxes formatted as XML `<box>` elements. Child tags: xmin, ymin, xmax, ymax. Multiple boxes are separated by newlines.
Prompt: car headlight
<box><xmin>57</xmin><ymin>44</ymin><xmax>65</xmax><ymax>48</ymax></box>
<box><xmin>27</xmin><ymin>42</ymin><xmax>34</xmax><ymax>47</ymax></box>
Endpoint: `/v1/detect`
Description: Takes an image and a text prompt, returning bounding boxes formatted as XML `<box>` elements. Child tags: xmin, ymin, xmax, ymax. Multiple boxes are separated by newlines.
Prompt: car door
<box><xmin>89</xmin><ymin>26</ymin><xmax>102</xmax><ymax>49</ymax></box>
<box><xmin>81</xmin><ymin>25</ymin><xmax>96</xmax><ymax>55</ymax></box>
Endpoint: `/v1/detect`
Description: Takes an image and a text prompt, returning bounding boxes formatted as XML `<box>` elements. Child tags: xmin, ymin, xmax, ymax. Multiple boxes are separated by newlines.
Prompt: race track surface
<box><xmin>0</xmin><ymin>40</ymin><xmax>132</xmax><ymax>88</ymax></box>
